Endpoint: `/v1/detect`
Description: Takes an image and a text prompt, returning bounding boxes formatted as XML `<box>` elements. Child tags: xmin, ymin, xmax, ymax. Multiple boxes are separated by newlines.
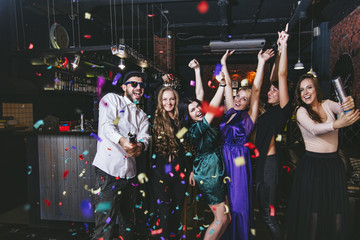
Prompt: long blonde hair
<box><xmin>153</xmin><ymin>87</ymin><xmax>181</xmax><ymax>156</ymax></box>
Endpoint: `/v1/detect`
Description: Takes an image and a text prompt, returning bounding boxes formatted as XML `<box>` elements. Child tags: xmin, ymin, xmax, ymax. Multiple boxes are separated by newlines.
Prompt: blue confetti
<box><xmin>209</xmin><ymin>229</ymin><xmax>215</xmax><ymax>235</ymax></box>
<box><xmin>185</xmin><ymin>152</ymin><xmax>192</xmax><ymax>157</ymax></box>
<box><xmin>152</xmin><ymin>154</ymin><xmax>156</xmax><ymax>159</ymax></box>
<box><xmin>164</xmin><ymin>164</ymin><xmax>172</xmax><ymax>174</ymax></box>
<box><xmin>95</xmin><ymin>201</ymin><xmax>111</xmax><ymax>212</ymax></box>
<box><xmin>27</xmin><ymin>165</ymin><xmax>32</xmax><ymax>175</ymax></box>
<box><xmin>144</xmin><ymin>94</ymin><xmax>150</xmax><ymax>99</ymax></box>
<box><xmin>33</xmin><ymin>120</ymin><xmax>44</xmax><ymax>129</ymax></box>
<box><xmin>112</xmin><ymin>73</ymin><xmax>122</xmax><ymax>86</ymax></box>
<box><xmin>214</xmin><ymin>63</ymin><xmax>222</xmax><ymax>76</ymax></box>
<box><xmin>90</xmin><ymin>133</ymin><xmax>102</xmax><ymax>142</ymax></box>
<box><xmin>83</xmin><ymin>150</ymin><xmax>89</xmax><ymax>156</ymax></box>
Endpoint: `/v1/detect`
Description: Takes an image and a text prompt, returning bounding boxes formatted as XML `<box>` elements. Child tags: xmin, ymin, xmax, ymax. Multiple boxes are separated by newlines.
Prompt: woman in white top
<box><xmin>285</xmin><ymin>73</ymin><xmax>359</xmax><ymax>240</ymax></box>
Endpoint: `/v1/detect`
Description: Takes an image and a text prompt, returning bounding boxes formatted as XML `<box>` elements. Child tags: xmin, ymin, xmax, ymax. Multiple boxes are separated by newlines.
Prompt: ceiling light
<box><xmin>118</xmin><ymin>58</ymin><xmax>125</xmax><ymax>70</ymax></box>
<box><xmin>294</xmin><ymin>20</ymin><xmax>304</xmax><ymax>70</ymax></box>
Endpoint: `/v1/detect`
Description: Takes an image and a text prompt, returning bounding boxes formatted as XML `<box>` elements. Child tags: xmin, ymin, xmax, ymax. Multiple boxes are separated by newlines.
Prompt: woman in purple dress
<box><xmin>219</xmin><ymin>49</ymin><xmax>274</xmax><ymax>239</ymax></box>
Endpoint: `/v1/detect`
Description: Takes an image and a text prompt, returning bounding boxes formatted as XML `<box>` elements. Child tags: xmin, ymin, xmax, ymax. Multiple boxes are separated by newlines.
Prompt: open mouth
<box><xmin>133</xmin><ymin>91</ymin><xmax>142</xmax><ymax>98</ymax></box>
<box><xmin>304</xmin><ymin>96</ymin><xmax>311</xmax><ymax>100</ymax></box>
<box><xmin>197</xmin><ymin>112</ymin><xmax>203</xmax><ymax>118</ymax></box>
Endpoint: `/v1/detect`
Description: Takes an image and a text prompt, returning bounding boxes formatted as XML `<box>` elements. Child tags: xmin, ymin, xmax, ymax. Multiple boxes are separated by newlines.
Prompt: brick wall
<box><xmin>153</xmin><ymin>32</ymin><xmax>175</xmax><ymax>71</ymax></box>
<box><xmin>330</xmin><ymin>6</ymin><xmax>360</xmax><ymax>107</ymax></box>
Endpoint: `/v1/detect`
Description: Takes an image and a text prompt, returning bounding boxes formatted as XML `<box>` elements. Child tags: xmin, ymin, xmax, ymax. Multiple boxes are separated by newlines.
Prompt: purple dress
<box><xmin>219</xmin><ymin>108</ymin><xmax>254</xmax><ymax>240</ymax></box>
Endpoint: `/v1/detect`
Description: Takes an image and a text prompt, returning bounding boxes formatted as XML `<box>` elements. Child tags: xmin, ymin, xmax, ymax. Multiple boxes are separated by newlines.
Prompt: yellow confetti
<box><xmin>176</xmin><ymin>127</ymin><xmax>188</xmax><ymax>139</ymax></box>
<box><xmin>251</xmin><ymin>228</ymin><xmax>256</xmax><ymax>236</ymax></box>
<box><xmin>91</xmin><ymin>187</ymin><xmax>101</xmax><ymax>194</ymax></box>
<box><xmin>200</xmin><ymin>180</ymin><xmax>204</xmax><ymax>184</ymax></box>
<box><xmin>157</xmin><ymin>136</ymin><xmax>162</xmax><ymax>139</ymax></box>
<box><xmin>140</xmin><ymin>190</ymin><xmax>146</xmax><ymax>197</ymax></box>
<box><xmin>159</xmin><ymin>180</ymin><xmax>163</xmax><ymax>184</ymax></box>
<box><xmin>203</xmin><ymin>224</ymin><xmax>209</xmax><ymax>228</ymax></box>
<box><xmin>117</xmin><ymin>191</ymin><xmax>121</xmax><ymax>195</ymax></box>
<box><xmin>79</xmin><ymin>169</ymin><xmax>86</xmax><ymax>177</ymax></box>
<box><xmin>211</xmin><ymin>175</ymin><xmax>217</xmax><ymax>178</ymax></box>
<box><xmin>275</xmin><ymin>134</ymin><xmax>282</xmax><ymax>142</ymax></box>
<box><xmin>224</xmin><ymin>204</ymin><xmax>229</xmax><ymax>214</ymax></box>
<box><xmin>223</xmin><ymin>176</ymin><xmax>231</xmax><ymax>184</ymax></box>
<box><xmin>113</xmin><ymin>117</ymin><xmax>120</xmax><ymax>125</ymax></box>
<box><xmin>180</xmin><ymin>138</ymin><xmax>184</xmax><ymax>143</ymax></box>
<box><xmin>144</xmin><ymin>210</ymin><xmax>148</xmax><ymax>215</ymax></box>
<box><xmin>63</xmin><ymin>191</ymin><xmax>66</xmax><ymax>196</ymax></box>
<box><xmin>234</xmin><ymin>156</ymin><xmax>245</xmax><ymax>166</ymax></box>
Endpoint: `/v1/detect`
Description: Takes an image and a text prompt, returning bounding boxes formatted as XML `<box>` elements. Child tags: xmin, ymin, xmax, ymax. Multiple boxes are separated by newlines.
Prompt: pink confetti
<box><xmin>190</xmin><ymin>80</ymin><xmax>195</xmax><ymax>86</ymax></box>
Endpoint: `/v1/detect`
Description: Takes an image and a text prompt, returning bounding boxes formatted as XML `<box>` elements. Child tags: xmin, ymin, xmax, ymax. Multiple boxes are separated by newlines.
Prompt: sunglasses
<box><xmin>124</xmin><ymin>81</ymin><xmax>146</xmax><ymax>88</ymax></box>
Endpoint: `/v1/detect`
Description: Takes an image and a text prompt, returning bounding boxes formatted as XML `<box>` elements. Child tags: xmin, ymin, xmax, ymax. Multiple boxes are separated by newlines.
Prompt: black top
<box><xmin>255</xmin><ymin>101</ymin><xmax>292</xmax><ymax>183</ymax></box>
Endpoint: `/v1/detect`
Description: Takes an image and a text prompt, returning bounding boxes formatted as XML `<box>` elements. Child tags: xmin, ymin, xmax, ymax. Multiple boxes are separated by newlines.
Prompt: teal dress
<box><xmin>187</xmin><ymin>118</ymin><xmax>226</xmax><ymax>205</ymax></box>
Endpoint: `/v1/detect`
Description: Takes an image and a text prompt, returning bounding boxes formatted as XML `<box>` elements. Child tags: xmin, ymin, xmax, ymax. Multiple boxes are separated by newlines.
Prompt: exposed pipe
<box><xmin>217</xmin><ymin>0</ymin><xmax>230</xmax><ymax>42</ymax></box>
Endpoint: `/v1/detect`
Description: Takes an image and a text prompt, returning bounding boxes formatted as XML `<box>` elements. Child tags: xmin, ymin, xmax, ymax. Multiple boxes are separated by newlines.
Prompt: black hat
<box><xmin>122</xmin><ymin>71</ymin><xmax>147</xmax><ymax>84</ymax></box>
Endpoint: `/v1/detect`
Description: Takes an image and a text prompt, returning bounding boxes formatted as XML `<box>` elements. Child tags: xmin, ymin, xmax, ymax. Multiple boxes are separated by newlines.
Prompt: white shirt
<box><xmin>93</xmin><ymin>93</ymin><xmax>150</xmax><ymax>178</ymax></box>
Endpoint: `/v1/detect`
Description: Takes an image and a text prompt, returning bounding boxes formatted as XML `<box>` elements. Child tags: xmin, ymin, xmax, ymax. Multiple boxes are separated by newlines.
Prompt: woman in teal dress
<box><xmin>178</xmin><ymin>59</ymin><xmax>230</xmax><ymax>240</ymax></box>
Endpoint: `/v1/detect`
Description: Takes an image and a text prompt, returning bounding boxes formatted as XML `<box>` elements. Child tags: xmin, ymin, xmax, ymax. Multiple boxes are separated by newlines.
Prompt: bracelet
<box><xmin>220</xmin><ymin>84</ymin><xmax>226</xmax><ymax>87</ymax></box>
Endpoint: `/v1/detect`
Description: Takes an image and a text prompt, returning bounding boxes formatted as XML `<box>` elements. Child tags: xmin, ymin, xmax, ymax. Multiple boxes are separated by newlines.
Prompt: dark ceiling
<box><xmin>14</xmin><ymin>0</ymin><xmax>360</xmax><ymax>69</ymax></box>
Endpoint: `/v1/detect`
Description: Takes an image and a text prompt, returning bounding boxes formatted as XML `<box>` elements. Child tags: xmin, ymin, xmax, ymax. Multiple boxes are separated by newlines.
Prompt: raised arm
<box><xmin>248</xmin><ymin>49</ymin><xmax>275</xmax><ymax>122</ymax></box>
<box><xmin>278</xmin><ymin>24</ymin><xmax>290</xmax><ymax>108</ymax></box>
<box><xmin>204</xmin><ymin>78</ymin><xmax>226</xmax><ymax>124</ymax></box>
<box><xmin>189</xmin><ymin>59</ymin><xmax>204</xmax><ymax>102</ymax></box>
<box><xmin>221</xmin><ymin>50</ymin><xmax>235</xmax><ymax>111</ymax></box>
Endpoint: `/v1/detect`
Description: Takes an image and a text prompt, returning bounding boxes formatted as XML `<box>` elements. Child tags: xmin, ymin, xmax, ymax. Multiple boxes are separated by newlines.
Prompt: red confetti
<box><xmin>270</xmin><ymin>205</ymin><xmax>275</xmax><ymax>216</ymax></box>
<box><xmin>148</xmin><ymin>13</ymin><xmax>155</xmax><ymax>17</ymax></box>
<box><xmin>44</xmin><ymin>199</ymin><xmax>51</xmax><ymax>206</ymax></box>
<box><xmin>180</xmin><ymin>172</ymin><xmax>185</xmax><ymax>179</ymax></box>
<box><xmin>62</xmin><ymin>57</ymin><xmax>69</xmax><ymax>68</ymax></box>
<box><xmin>79</xmin><ymin>154</ymin><xmax>84</xmax><ymax>160</ymax></box>
<box><xmin>115</xmin><ymin>176</ymin><xmax>120</xmax><ymax>180</ymax></box>
<box><xmin>243</xmin><ymin>142</ymin><xmax>255</xmax><ymax>149</ymax></box>
<box><xmin>156</xmin><ymin>219</ymin><xmax>160</xmax><ymax>226</ymax></box>
<box><xmin>201</xmin><ymin>101</ymin><xmax>224</xmax><ymax>117</ymax></box>
<box><xmin>85</xmin><ymin>161</ymin><xmax>88</xmax><ymax>164</ymax></box>
<box><xmin>59</xmin><ymin>202</ymin><xmax>62</xmax><ymax>206</ymax></box>
<box><xmin>196</xmin><ymin>233</ymin><xmax>201</xmax><ymax>238</ymax></box>
<box><xmin>151</xmin><ymin>228</ymin><xmax>163</xmax><ymax>235</ymax></box>
<box><xmin>212</xmin><ymin>206</ymin><xmax>217</xmax><ymax>211</ymax></box>
<box><xmin>107</xmin><ymin>148</ymin><xmax>111</xmax><ymax>151</ymax></box>
<box><xmin>83</xmin><ymin>34</ymin><xmax>92</xmax><ymax>39</ymax></box>
<box><xmin>283</xmin><ymin>166</ymin><xmax>290</xmax><ymax>172</ymax></box>
<box><xmin>101</xmin><ymin>177</ymin><xmax>105</xmax><ymax>181</ymax></box>
<box><xmin>118</xmin><ymin>236</ymin><xmax>124</xmax><ymax>240</ymax></box>
<box><xmin>197</xmin><ymin>1</ymin><xmax>209</xmax><ymax>14</ymax></box>
<box><xmin>207</xmin><ymin>80</ymin><xmax>216</xmax><ymax>89</ymax></box>
<box><xmin>28</xmin><ymin>43</ymin><xmax>34</xmax><ymax>49</ymax></box>
<box><xmin>251</xmin><ymin>149</ymin><xmax>260</xmax><ymax>158</ymax></box>
<box><xmin>182</xmin><ymin>225</ymin><xmax>186</xmax><ymax>231</ymax></box>
<box><xmin>36</xmin><ymin>72</ymin><xmax>42</xmax><ymax>76</ymax></box>
<box><xmin>165</xmin><ymin>186</ymin><xmax>168</xmax><ymax>192</ymax></box>
<box><xmin>174</xmin><ymin>164</ymin><xmax>180</xmax><ymax>172</ymax></box>
<box><xmin>65</xmin><ymin>147</ymin><xmax>69</xmax><ymax>151</ymax></box>
<box><xmin>62</xmin><ymin>169</ymin><xmax>69</xmax><ymax>179</ymax></box>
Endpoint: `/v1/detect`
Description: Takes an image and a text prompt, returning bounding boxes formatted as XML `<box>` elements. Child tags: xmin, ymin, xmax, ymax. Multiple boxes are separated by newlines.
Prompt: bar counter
<box><xmin>26</xmin><ymin>131</ymin><xmax>97</xmax><ymax>225</ymax></box>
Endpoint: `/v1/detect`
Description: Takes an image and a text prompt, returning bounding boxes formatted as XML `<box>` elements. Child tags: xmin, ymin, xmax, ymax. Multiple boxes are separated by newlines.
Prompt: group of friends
<box><xmin>90</xmin><ymin>26</ymin><xmax>360</xmax><ymax>240</ymax></box>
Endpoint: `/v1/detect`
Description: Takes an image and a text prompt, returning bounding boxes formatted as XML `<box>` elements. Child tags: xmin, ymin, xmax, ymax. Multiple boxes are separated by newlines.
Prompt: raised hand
<box><xmin>221</xmin><ymin>49</ymin><xmax>235</xmax><ymax>65</ymax></box>
<box><xmin>188</xmin><ymin>59</ymin><xmax>200</xmax><ymax>69</ymax></box>
<box><xmin>258</xmin><ymin>49</ymin><xmax>275</xmax><ymax>63</ymax></box>
<box><xmin>278</xmin><ymin>23</ymin><xmax>289</xmax><ymax>50</ymax></box>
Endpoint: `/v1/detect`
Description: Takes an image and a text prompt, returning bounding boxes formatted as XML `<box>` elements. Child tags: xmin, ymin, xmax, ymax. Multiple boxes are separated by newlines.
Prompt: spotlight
<box><xmin>118</xmin><ymin>58</ymin><xmax>125</xmax><ymax>70</ymax></box>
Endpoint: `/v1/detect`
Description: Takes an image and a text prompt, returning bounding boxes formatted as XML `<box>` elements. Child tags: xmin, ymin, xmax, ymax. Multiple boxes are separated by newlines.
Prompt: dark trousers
<box><xmin>149</xmin><ymin>162</ymin><xmax>188</xmax><ymax>239</ymax></box>
<box><xmin>92</xmin><ymin>167</ymin><xmax>137</xmax><ymax>240</ymax></box>
<box><xmin>256</xmin><ymin>155</ymin><xmax>283</xmax><ymax>240</ymax></box>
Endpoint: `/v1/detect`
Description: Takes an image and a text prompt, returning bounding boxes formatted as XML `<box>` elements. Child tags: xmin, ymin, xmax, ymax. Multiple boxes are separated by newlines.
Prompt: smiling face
<box><xmin>234</xmin><ymin>89</ymin><xmax>250</xmax><ymax>111</ymax></box>
<box><xmin>162</xmin><ymin>90</ymin><xmax>176</xmax><ymax>113</ymax></box>
<box><xmin>299</xmin><ymin>78</ymin><xmax>318</xmax><ymax>106</ymax></box>
<box><xmin>121</xmin><ymin>76</ymin><xmax>144</xmax><ymax>102</ymax></box>
<box><xmin>267</xmin><ymin>84</ymin><xmax>280</xmax><ymax>105</ymax></box>
<box><xmin>188</xmin><ymin>101</ymin><xmax>203</xmax><ymax>122</ymax></box>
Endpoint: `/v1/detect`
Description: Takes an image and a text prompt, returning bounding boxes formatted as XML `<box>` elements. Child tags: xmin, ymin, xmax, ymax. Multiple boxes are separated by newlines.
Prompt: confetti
<box><xmin>62</xmin><ymin>57</ymin><xmax>69</xmax><ymax>68</ymax></box>
<box><xmin>106</xmin><ymin>217</ymin><xmax>111</xmax><ymax>224</ymax></box>
<box><xmin>275</xmin><ymin>134</ymin><xmax>282</xmax><ymax>142</ymax></box>
<box><xmin>140</xmin><ymin>190</ymin><xmax>146</xmax><ymax>197</ymax></box>
<box><xmin>71</xmin><ymin>146</ymin><xmax>77</xmax><ymax>149</ymax></box>
<box><xmin>90</xmin><ymin>133</ymin><xmax>102</xmax><ymax>142</ymax></box>
<box><xmin>152</xmin><ymin>154</ymin><xmax>156</xmax><ymax>159</ymax></box>
<box><xmin>144</xmin><ymin>94</ymin><xmax>150</xmax><ymax>99</ymax></box>
<box><xmin>96</xmin><ymin>201</ymin><xmax>111</xmax><ymax>212</ymax></box>
<box><xmin>63</xmin><ymin>191</ymin><xmax>66</xmax><ymax>195</ymax></box>
<box><xmin>197</xmin><ymin>1</ymin><xmax>209</xmax><ymax>14</ymax></box>
<box><xmin>27</xmin><ymin>165</ymin><xmax>32</xmax><ymax>175</ymax></box>
<box><xmin>201</xmin><ymin>101</ymin><xmax>224</xmax><ymax>117</ymax></box>
<box><xmin>83</xmin><ymin>150</ymin><xmax>89</xmax><ymax>156</ymax></box>
<box><xmin>79</xmin><ymin>169</ymin><xmax>86</xmax><ymax>177</ymax></box>
<box><xmin>207</xmin><ymin>80</ymin><xmax>216</xmax><ymax>89</ymax></box>
<box><xmin>59</xmin><ymin>202</ymin><xmax>62</xmax><ymax>206</ymax></box>
<box><xmin>283</xmin><ymin>166</ymin><xmax>290</xmax><ymax>172</ymax></box>
<box><xmin>251</xmin><ymin>228</ymin><xmax>256</xmax><ymax>236</ymax></box>
<box><xmin>224</xmin><ymin>204</ymin><xmax>229</xmax><ymax>214</ymax></box>
<box><xmin>44</xmin><ymin>199</ymin><xmax>51</xmax><ymax>206</ymax></box>
<box><xmin>65</xmin><ymin>147</ymin><xmax>69</xmax><ymax>151</ymax></box>
<box><xmin>214</xmin><ymin>64</ymin><xmax>222</xmax><ymax>77</ymax></box>
<box><xmin>62</xmin><ymin>170</ymin><xmax>69</xmax><ymax>179</ymax></box>
<box><xmin>234</xmin><ymin>156</ymin><xmax>245</xmax><ymax>166</ymax></box>
<box><xmin>113</xmin><ymin>117</ymin><xmax>120</xmax><ymax>125</ymax></box>
<box><xmin>174</xmin><ymin>164</ymin><xmax>180</xmax><ymax>172</ymax></box>
<box><xmin>209</xmin><ymin>229</ymin><xmax>215</xmax><ymax>235</ymax></box>
<box><xmin>81</xmin><ymin>200</ymin><xmax>92</xmax><ymax>217</ymax></box>
<box><xmin>24</xmin><ymin>204</ymin><xmax>31</xmax><ymax>211</ymax></box>
<box><xmin>164</xmin><ymin>164</ymin><xmax>172</xmax><ymax>174</ymax></box>
<box><xmin>190</xmin><ymin>80</ymin><xmax>196</xmax><ymax>86</ymax></box>
<box><xmin>46</xmin><ymin>65</ymin><xmax>52</xmax><ymax>69</ymax></box>
<box><xmin>112</xmin><ymin>73</ymin><xmax>122</xmax><ymax>86</ymax></box>
<box><xmin>79</xmin><ymin>154</ymin><xmax>84</xmax><ymax>160</ymax></box>
<box><xmin>270</xmin><ymin>205</ymin><xmax>275</xmax><ymax>216</ymax></box>
<box><xmin>243</xmin><ymin>142</ymin><xmax>255</xmax><ymax>149</ymax></box>
<box><xmin>151</xmin><ymin>228</ymin><xmax>163</xmax><ymax>235</ymax></box>
<box><xmin>223</xmin><ymin>176</ymin><xmax>231</xmax><ymax>183</ymax></box>
<box><xmin>33</xmin><ymin>120</ymin><xmax>44</xmax><ymax>129</ymax></box>
<box><xmin>97</xmin><ymin>76</ymin><xmax>106</xmax><ymax>96</ymax></box>
<box><xmin>185</xmin><ymin>152</ymin><xmax>192</xmax><ymax>157</ymax></box>
<box><xmin>28</xmin><ymin>43</ymin><xmax>34</xmax><ymax>49</ymax></box>
<box><xmin>176</xmin><ymin>127</ymin><xmax>188</xmax><ymax>139</ymax></box>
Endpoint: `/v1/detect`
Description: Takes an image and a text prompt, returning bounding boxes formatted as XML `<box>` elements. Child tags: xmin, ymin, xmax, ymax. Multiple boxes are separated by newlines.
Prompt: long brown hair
<box><xmin>153</xmin><ymin>87</ymin><xmax>180</xmax><ymax>156</ymax></box>
<box><xmin>294</xmin><ymin>74</ymin><xmax>323</xmax><ymax>123</ymax></box>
